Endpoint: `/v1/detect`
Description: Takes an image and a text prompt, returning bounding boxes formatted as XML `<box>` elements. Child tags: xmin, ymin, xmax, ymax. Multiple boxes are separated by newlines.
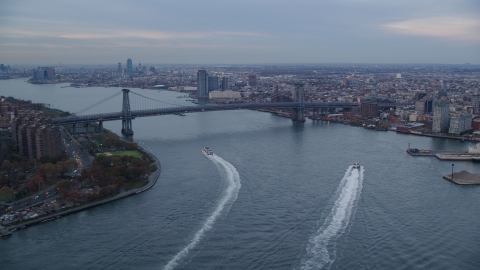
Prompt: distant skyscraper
<box><xmin>197</xmin><ymin>68</ymin><xmax>208</xmax><ymax>98</ymax></box>
<box><xmin>221</xmin><ymin>76</ymin><xmax>228</xmax><ymax>91</ymax></box>
<box><xmin>442</xmin><ymin>80</ymin><xmax>447</xmax><ymax>92</ymax></box>
<box><xmin>432</xmin><ymin>100</ymin><xmax>450</xmax><ymax>133</ymax></box>
<box><xmin>32</xmin><ymin>67</ymin><xmax>55</xmax><ymax>80</ymax></box>
<box><xmin>139</xmin><ymin>63</ymin><xmax>142</xmax><ymax>71</ymax></box>
<box><xmin>118</xmin><ymin>62</ymin><xmax>122</xmax><ymax>73</ymax></box>
<box><xmin>248</xmin><ymin>74</ymin><xmax>257</xmax><ymax>86</ymax></box>
<box><xmin>439</xmin><ymin>80</ymin><xmax>448</xmax><ymax>97</ymax></box>
<box><xmin>127</xmin><ymin>58</ymin><xmax>133</xmax><ymax>74</ymax></box>
<box><xmin>208</xmin><ymin>76</ymin><xmax>219</xmax><ymax>91</ymax></box>
<box><xmin>471</xmin><ymin>90</ymin><xmax>480</xmax><ymax>115</ymax></box>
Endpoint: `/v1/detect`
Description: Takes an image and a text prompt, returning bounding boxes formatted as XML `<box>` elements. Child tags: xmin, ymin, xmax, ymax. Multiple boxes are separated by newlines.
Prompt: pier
<box><xmin>443</xmin><ymin>171</ymin><xmax>480</xmax><ymax>185</ymax></box>
<box><xmin>407</xmin><ymin>143</ymin><xmax>480</xmax><ymax>161</ymax></box>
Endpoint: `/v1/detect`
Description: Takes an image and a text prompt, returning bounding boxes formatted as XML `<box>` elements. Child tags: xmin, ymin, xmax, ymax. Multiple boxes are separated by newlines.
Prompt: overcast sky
<box><xmin>0</xmin><ymin>0</ymin><xmax>479</xmax><ymax>65</ymax></box>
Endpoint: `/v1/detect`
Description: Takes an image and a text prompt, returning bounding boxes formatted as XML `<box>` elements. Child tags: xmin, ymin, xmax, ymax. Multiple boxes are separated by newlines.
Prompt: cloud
<box><xmin>383</xmin><ymin>16</ymin><xmax>480</xmax><ymax>43</ymax></box>
<box><xmin>0</xmin><ymin>26</ymin><xmax>271</xmax><ymax>41</ymax></box>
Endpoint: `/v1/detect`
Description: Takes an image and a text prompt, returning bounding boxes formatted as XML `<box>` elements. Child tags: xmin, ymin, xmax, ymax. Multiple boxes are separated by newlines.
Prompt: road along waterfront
<box><xmin>1</xmin><ymin>78</ymin><xmax>480</xmax><ymax>270</ymax></box>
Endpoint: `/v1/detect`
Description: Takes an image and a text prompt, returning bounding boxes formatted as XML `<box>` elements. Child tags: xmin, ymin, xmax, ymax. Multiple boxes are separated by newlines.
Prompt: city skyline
<box><xmin>0</xmin><ymin>0</ymin><xmax>479</xmax><ymax>65</ymax></box>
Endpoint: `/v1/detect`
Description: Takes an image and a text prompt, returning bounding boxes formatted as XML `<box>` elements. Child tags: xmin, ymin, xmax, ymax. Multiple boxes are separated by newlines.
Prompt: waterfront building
<box><xmin>127</xmin><ymin>58</ymin><xmax>133</xmax><ymax>74</ymax></box>
<box><xmin>208</xmin><ymin>76</ymin><xmax>219</xmax><ymax>92</ymax></box>
<box><xmin>449</xmin><ymin>114</ymin><xmax>473</xmax><ymax>134</ymax></box>
<box><xmin>432</xmin><ymin>100</ymin><xmax>450</xmax><ymax>133</ymax></box>
<box><xmin>472</xmin><ymin>118</ymin><xmax>480</xmax><ymax>131</ymax></box>
<box><xmin>197</xmin><ymin>68</ymin><xmax>208</xmax><ymax>98</ymax></box>
<box><xmin>32</xmin><ymin>67</ymin><xmax>55</xmax><ymax>80</ymax></box>
<box><xmin>209</xmin><ymin>90</ymin><xmax>241</xmax><ymax>102</ymax></box>
<box><xmin>360</xmin><ymin>102</ymin><xmax>379</xmax><ymax>117</ymax></box>
<box><xmin>221</xmin><ymin>76</ymin><xmax>228</xmax><ymax>91</ymax></box>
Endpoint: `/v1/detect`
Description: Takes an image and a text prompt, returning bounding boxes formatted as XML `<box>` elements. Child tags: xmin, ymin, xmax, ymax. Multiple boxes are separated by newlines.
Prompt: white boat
<box><xmin>353</xmin><ymin>162</ymin><xmax>360</xmax><ymax>169</ymax></box>
<box><xmin>202</xmin><ymin>147</ymin><xmax>213</xmax><ymax>156</ymax></box>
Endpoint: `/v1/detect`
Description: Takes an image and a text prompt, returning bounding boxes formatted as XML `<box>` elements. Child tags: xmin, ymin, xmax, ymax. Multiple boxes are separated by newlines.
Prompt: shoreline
<box><xmin>2</xmin><ymin>146</ymin><xmax>161</xmax><ymax>234</ymax></box>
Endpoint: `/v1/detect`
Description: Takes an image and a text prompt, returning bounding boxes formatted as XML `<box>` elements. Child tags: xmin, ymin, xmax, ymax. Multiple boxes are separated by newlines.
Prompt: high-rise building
<box><xmin>432</xmin><ymin>100</ymin><xmax>450</xmax><ymax>133</ymax></box>
<box><xmin>32</xmin><ymin>67</ymin><xmax>55</xmax><ymax>80</ymax></box>
<box><xmin>439</xmin><ymin>80</ymin><xmax>448</xmax><ymax>97</ymax></box>
<box><xmin>425</xmin><ymin>99</ymin><xmax>433</xmax><ymax>113</ymax></box>
<box><xmin>471</xmin><ymin>90</ymin><xmax>480</xmax><ymax>115</ymax></box>
<box><xmin>415</xmin><ymin>100</ymin><xmax>425</xmax><ymax>113</ymax></box>
<box><xmin>248</xmin><ymin>74</ymin><xmax>257</xmax><ymax>86</ymax></box>
<box><xmin>208</xmin><ymin>76</ymin><xmax>219</xmax><ymax>91</ymax></box>
<box><xmin>221</xmin><ymin>76</ymin><xmax>228</xmax><ymax>91</ymax></box>
<box><xmin>449</xmin><ymin>114</ymin><xmax>472</xmax><ymax>134</ymax></box>
<box><xmin>415</xmin><ymin>99</ymin><xmax>433</xmax><ymax>114</ymax></box>
<box><xmin>197</xmin><ymin>68</ymin><xmax>208</xmax><ymax>98</ymax></box>
<box><xmin>127</xmin><ymin>58</ymin><xmax>133</xmax><ymax>74</ymax></box>
<box><xmin>12</xmin><ymin>112</ymin><xmax>61</xmax><ymax>159</ymax></box>
<box><xmin>118</xmin><ymin>62</ymin><xmax>122</xmax><ymax>73</ymax></box>
<box><xmin>414</xmin><ymin>92</ymin><xmax>426</xmax><ymax>101</ymax></box>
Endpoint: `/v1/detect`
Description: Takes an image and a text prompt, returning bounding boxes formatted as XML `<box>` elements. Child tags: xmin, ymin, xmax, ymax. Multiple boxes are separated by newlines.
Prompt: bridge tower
<box><xmin>291</xmin><ymin>84</ymin><xmax>305</xmax><ymax>122</ymax></box>
<box><xmin>121</xmin><ymin>89</ymin><xmax>134</xmax><ymax>135</ymax></box>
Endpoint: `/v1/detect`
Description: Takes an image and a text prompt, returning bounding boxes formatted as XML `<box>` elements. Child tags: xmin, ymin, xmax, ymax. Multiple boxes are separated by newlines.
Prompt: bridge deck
<box><xmin>52</xmin><ymin>102</ymin><xmax>358</xmax><ymax>125</ymax></box>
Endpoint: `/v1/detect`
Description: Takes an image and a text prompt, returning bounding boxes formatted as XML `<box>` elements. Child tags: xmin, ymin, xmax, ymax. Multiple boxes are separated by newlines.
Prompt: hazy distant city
<box><xmin>2</xmin><ymin>61</ymin><xmax>480</xmax><ymax>135</ymax></box>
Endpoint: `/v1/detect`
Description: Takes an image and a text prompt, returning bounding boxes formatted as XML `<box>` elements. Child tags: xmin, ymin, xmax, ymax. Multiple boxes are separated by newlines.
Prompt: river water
<box><xmin>1</xmin><ymin>78</ymin><xmax>479</xmax><ymax>269</ymax></box>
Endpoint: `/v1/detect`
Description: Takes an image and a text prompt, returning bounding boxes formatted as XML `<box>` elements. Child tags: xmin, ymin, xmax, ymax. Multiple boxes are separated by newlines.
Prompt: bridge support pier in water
<box><xmin>121</xmin><ymin>89</ymin><xmax>134</xmax><ymax>135</ymax></box>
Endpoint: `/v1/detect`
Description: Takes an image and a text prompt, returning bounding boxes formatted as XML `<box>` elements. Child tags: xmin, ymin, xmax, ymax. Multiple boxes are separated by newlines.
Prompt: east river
<box><xmin>1</xmin><ymin>78</ymin><xmax>479</xmax><ymax>269</ymax></box>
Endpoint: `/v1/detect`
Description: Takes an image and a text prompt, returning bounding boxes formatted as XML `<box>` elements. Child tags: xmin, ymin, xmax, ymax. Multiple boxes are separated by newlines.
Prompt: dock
<box><xmin>406</xmin><ymin>148</ymin><xmax>465</xmax><ymax>157</ymax></box>
<box><xmin>443</xmin><ymin>170</ymin><xmax>480</xmax><ymax>185</ymax></box>
<box><xmin>407</xmin><ymin>148</ymin><xmax>480</xmax><ymax>161</ymax></box>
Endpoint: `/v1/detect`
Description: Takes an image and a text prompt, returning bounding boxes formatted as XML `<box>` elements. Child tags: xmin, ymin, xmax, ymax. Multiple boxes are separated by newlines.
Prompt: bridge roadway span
<box><xmin>51</xmin><ymin>102</ymin><xmax>358</xmax><ymax>125</ymax></box>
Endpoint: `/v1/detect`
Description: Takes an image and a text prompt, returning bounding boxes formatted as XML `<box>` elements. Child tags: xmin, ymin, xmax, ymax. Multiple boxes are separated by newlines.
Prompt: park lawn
<box><xmin>106</xmin><ymin>150</ymin><xmax>143</xmax><ymax>158</ymax></box>
<box><xmin>123</xmin><ymin>181</ymin><xmax>148</xmax><ymax>191</ymax></box>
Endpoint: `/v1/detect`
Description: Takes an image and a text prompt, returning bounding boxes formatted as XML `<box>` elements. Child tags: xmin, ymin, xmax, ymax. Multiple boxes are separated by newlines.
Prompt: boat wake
<box><xmin>300</xmin><ymin>166</ymin><xmax>364</xmax><ymax>270</ymax></box>
<box><xmin>163</xmin><ymin>154</ymin><xmax>241</xmax><ymax>270</ymax></box>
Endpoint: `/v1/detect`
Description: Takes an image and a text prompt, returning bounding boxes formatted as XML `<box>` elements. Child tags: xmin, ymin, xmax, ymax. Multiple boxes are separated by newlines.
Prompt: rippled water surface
<box><xmin>1</xmin><ymin>79</ymin><xmax>479</xmax><ymax>269</ymax></box>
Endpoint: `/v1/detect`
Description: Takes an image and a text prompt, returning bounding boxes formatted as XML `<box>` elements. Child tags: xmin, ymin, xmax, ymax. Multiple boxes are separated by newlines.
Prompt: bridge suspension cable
<box><xmin>74</xmin><ymin>91</ymin><xmax>123</xmax><ymax>115</ymax></box>
<box><xmin>129</xmin><ymin>91</ymin><xmax>186</xmax><ymax>110</ymax></box>
<box><xmin>252</xmin><ymin>91</ymin><xmax>287</xmax><ymax>103</ymax></box>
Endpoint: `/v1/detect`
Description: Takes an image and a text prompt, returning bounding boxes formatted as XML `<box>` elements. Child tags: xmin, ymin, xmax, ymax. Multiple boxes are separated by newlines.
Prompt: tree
<box><xmin>57</xmin><ymin>160</ymin><xmax>77</xmax><ymax>177</ymax></box>
<box><xmin>39</xmin><ymin>163</ymin><xmax>61</xmax><ymax>181</ymax></box>
<box><xmin>1</xmin><ymin>160</ymin><xmax>13</xmax><ymax>172</ymax></box>
<box><xmin>0</xmin><ymin>187</ymin><xmax>15</xmax><ymax>202</ymax></box>
<box><xmin>30</xmin><ymin>175</ymin><xmax>45</xmax><ymax>191</ymax></box>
